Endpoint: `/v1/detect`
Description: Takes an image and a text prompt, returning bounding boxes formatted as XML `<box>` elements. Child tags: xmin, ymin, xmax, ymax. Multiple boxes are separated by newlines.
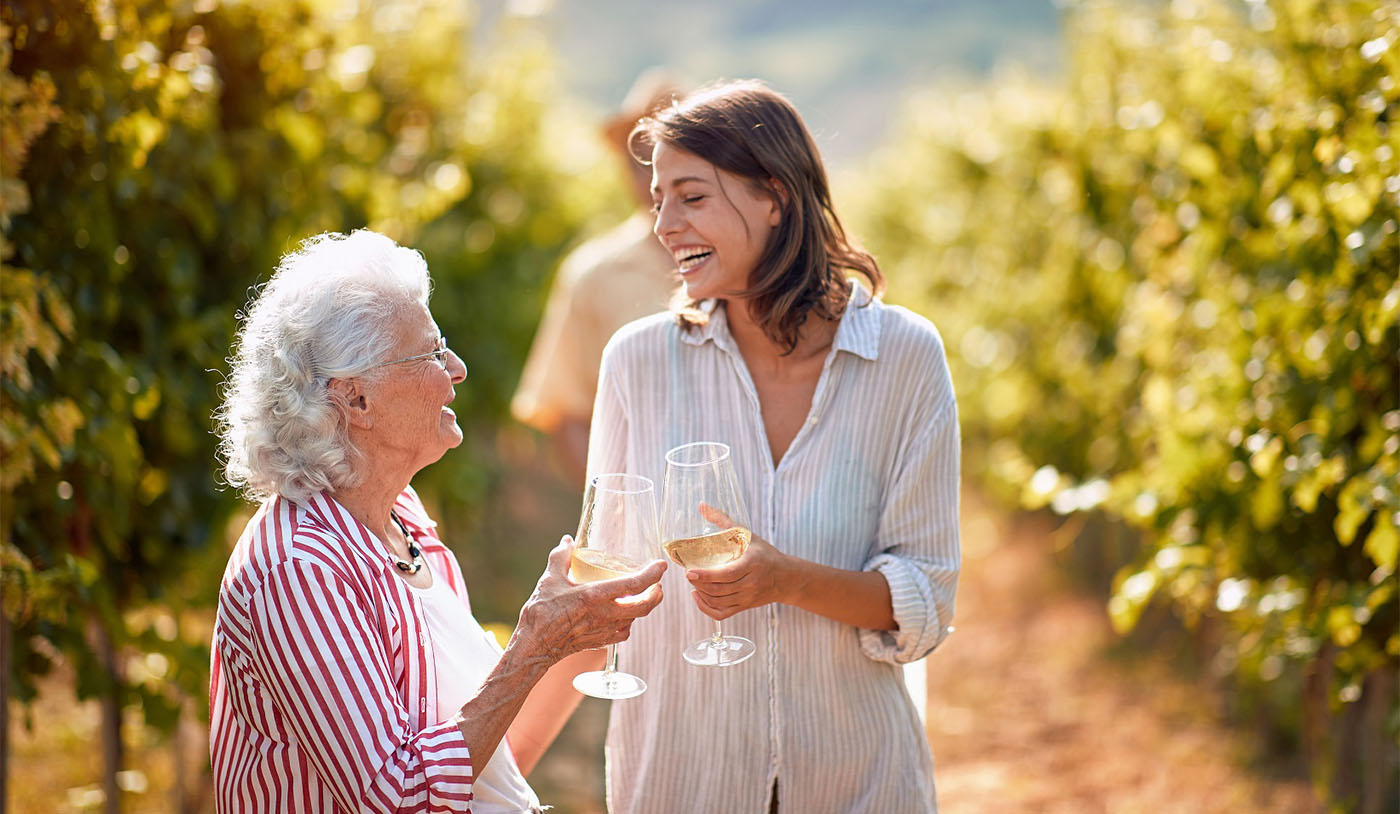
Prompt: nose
<box><xmin>653</xmin><ymin>197</ymin><xmax>683</xmax><ymax>239</ymax></box>
<box><xmin>446</xmin><ymin>348</ymin><xmax>468</xmax><ymax>384</ymax></box>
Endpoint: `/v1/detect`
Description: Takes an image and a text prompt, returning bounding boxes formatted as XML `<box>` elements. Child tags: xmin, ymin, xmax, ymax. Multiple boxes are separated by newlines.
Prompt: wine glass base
<box><xmin>683</xmin><ymin>635</ymin><xmax>756</xmax><ymax>667</ymax></box>
<box><xmin>573</xmin><ymin>670</ymin><xmax>647</xmax><ymax>700</ymax></box>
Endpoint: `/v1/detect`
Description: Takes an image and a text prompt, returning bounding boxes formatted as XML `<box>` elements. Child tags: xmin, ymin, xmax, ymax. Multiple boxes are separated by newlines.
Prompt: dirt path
<box><xmin>925</xmin><ymin>494</ymin><xmax>1319</xmax><ymax>813</ymax></box>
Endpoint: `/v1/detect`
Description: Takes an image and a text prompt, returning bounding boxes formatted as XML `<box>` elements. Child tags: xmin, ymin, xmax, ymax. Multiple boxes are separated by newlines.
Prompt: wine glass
<box><xmin>661</xmin><ymin>441</ymin><xmax>756</xmax><ymax>667</ymax></box>
<box><xmin>569</xmin><ymin>472</ymin><xmax>658</xmax><ymax>699</ymax></box>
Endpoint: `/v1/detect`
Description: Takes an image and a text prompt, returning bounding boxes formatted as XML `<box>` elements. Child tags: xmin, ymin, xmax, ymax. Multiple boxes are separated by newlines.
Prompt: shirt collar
<box><xmin>680</xmin><ymin>278</ymin><xmax>882</xmax><ymax>361</ymax></box>
<box><xmin>298</xmin><ymin>489</ymin><xmax>444</xmax><ymax>573</ymax></box>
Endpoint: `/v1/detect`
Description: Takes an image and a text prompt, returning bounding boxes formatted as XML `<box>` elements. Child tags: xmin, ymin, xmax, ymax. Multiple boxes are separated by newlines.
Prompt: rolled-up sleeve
<box><xmin>248</xmin><ymin>559</ymin><xmax>474</xmax><ymax>813</ymax></box>
<box><xmin>859</xmin><ymin>394</ymin><xmax>961</xmax><ymax>664</ymax></box>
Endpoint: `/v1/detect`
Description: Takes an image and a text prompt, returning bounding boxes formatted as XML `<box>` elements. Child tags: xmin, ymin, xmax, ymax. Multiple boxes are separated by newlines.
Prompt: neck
<box><xmin>724</xmin><ymin>298</ymin><xmax>837</xmax><ymax>369</ymax></box>
<box><xmin>329</xmin><ymin>476</ymin><xmax>407</xmax><ymax>544</ymax></box>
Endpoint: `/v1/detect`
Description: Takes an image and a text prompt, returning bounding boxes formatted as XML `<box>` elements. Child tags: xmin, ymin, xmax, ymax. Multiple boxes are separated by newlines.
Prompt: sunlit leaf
<box><xmin>1362</xmin><ymin>514</ymin><xmax>1399</xmax><ymax>570</ymax></box>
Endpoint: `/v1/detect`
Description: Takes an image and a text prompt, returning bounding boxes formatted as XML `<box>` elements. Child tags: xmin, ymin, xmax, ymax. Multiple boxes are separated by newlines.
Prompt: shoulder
<box><xmin>235</xmin><ymin>496</ymin><xmax>382</xmax><ymax>587</ymax></box>
<box><xmin>219</xmin><ymin>498</ymin><xmax>355</xmax><ymax>615</ymax></box>
<box><xmin>865</xmin><ymin>300</ymin><xmax>956</xmax><ymax>412</ymax></box>
<box><xmin>875</xmin><ymin>301</ymin><xmax>949</xmax><ymax>365</ymax></box>
<box><xmin>602</xmin><ymin>310</ymin><xmax>680</xmax><ymax>362</ymax></box>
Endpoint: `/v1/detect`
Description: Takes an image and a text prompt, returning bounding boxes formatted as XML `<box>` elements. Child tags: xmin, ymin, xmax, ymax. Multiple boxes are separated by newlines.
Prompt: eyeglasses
<box><xmin>368</xmin><ymin>335</ymin><xmax>455</xmax><ymax>371</ymax></box>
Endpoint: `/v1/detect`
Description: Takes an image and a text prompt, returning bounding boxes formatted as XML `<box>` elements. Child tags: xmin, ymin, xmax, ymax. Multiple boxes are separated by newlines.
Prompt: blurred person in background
<box><xmin>587</xmin><ymin>80</ymin><xmax>961</xmax><ymax>812</ymax></box>
<box><xmin>209</xmin><ymin>230</ymin><xmax>665</xmax><ymax>813</ymax></box>
<box><xmin>511</xmin><ymin>68</ymin><xmax>684</xmax><ymax>487</ymax></box>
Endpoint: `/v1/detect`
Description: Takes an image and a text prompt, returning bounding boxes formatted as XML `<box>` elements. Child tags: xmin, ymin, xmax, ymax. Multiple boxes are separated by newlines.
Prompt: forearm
<box><xmin>506</xmin><ymin>649</ymin><xmax>604</xmax><ymax>775</ymax></box>
<box><xmin>455</xmin><ymin>638</ymin><xmax>555</xmax><ymax>771</ymax></box>
<box><xmin>783</xmin><ymin>555</ymin><xmax>896</xmax><ymax>631</ymax></box>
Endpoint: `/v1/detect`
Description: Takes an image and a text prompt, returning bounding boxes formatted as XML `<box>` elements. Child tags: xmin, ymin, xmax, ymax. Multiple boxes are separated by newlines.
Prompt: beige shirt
<box><xmin>588</xmin><ymin>282</ymin><xmax>960</xmax><ymax>813</ymax></box>
<box><xmin>511</xmin><ymin>213</ymin><xmax>677</xmax><ymax>431</ymax></box>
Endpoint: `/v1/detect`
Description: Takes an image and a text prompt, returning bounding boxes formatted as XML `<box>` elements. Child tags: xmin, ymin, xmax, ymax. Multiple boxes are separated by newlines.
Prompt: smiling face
<box><xmin>650</xmin><ymin>142</ymin><xmax>782</xmax><ymax>302</ymax></box>
<box><xmin>362</xmin><ymin>300</ymin><xmax>468</xmax><ymax>471</ymax></box>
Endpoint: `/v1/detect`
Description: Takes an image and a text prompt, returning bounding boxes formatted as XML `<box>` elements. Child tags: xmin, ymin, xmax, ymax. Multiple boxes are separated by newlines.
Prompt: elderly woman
<box><xmin>210</xmin><ymin>230</ymin><xmax>664</xmax><ymax>813</ymax></box>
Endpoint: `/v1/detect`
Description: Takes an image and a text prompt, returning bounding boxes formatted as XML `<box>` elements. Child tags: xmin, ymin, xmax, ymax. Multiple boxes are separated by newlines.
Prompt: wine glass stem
<box><xmin>605</xmin><ymin>643</ymin><xmax>620</xmax><ymax>677</ymax></box>
<box><xmin>711</xmin><ymin>620</ymin><xmax>725</xmax><ymax>648</ymax></box>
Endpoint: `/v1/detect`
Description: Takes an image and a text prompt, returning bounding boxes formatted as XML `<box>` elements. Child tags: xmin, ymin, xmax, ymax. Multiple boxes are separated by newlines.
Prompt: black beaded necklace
<box><xmin>388</xmin><ymin>510</ymin><xmax>424</xmax><ymax>575</ymax></box>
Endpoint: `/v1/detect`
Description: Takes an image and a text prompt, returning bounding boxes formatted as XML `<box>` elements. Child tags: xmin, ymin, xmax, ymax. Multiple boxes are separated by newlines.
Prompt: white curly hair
<box><xmin>216</xmin><ymin>230</ymin><xmax>433</xmax><ymax>503</ymax></box>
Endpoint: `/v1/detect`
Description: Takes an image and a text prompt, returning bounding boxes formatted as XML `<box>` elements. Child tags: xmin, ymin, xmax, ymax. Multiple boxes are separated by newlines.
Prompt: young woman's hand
<box><xmin>684</xmin><ymin>505</ymin><xmax>796</xmax><ymax>620</ymax></box>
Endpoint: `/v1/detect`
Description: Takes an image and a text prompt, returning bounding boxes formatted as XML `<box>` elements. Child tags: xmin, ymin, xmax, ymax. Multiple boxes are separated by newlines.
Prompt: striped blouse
<box><xmin>210</xmin><ymin>488</ymin><xmax>476</xmax><ymax>813</ymax></box>
<box><xmin>587</xmin><ymin>282</ymin><xmax>961</xmax><ymax>813</ymax></box>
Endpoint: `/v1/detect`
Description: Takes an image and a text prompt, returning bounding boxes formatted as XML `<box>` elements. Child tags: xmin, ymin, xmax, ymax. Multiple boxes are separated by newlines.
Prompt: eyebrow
<box><xmin>652</xmin><ymin>175</ymin><xmax>713</xmax><ymax>195</ymax></box>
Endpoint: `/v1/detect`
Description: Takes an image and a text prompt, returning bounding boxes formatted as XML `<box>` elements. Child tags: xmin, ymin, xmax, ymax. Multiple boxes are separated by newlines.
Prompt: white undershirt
<box><xmin>411</xmin><ymin>565</ymin><xmax>541</xmax><ymax>814</ymax></box>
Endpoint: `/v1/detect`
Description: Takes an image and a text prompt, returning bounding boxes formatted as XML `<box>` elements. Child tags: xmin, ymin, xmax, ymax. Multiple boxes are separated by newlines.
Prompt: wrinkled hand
<box><xmin>685</xmin><ymin>504</ymin><xmax>794</xmax><ymax>621</ymax></box>
<box><xmin>514</xmin><ymin>536</ymin><xmax>666</xmax><ymax>664</ymax></box>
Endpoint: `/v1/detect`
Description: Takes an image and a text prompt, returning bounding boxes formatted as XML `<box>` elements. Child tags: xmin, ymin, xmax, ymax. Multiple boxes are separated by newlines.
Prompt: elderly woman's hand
<box><xmin>514</xmin><ymin>536</ymin><xmax>666</xmax><ymax>664</ymax></box>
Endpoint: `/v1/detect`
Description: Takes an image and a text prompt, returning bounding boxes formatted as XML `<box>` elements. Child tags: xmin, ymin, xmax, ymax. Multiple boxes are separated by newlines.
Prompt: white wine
<box><xmin>663</xmin><ymin>527</ymin><xmax>751</xmax><ymax>569</ymax></box>
<box><xmin>569</xmin><ymin>547</ymin><xmax>643</xmax><ymax>583</ymax></box>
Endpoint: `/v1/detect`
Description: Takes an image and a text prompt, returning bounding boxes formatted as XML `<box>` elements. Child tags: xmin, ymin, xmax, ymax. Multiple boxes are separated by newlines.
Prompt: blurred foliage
<box><xmin>0</xmin><ymin>0</ymin><xmax>618</xmax><ymax>735</ymax></box>
<box><xmin>856</xmin><ymin>0</ymin><xmax>1397</xmax><ymax>806</ymax></box>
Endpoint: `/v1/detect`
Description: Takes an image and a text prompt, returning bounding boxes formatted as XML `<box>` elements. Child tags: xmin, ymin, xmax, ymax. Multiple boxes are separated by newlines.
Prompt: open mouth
<box><xmin>675</xmin><ymin>247</ymin><xmax>712</xmax><ymax>272</ymax></box>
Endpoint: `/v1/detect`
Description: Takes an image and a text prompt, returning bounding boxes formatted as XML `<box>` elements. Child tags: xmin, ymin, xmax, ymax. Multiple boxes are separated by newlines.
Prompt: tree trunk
<box><xmin>1359</xmin><ymin>667</ymin><xmax>1397</xmax><ymax>814</ymax></box>
<box><xmin>93</xmin><ymin>622</ymin><xmax>122</xmax><ymax>814</ymax></box>
<box><xmin>1300</xmin><ymin>646</ymin><xmax>1332</xmax><ymax>794</ymax></box>
<box><xmin>171</xmin><ymin>697</ymin><xmax>184</xmax><ymax>812</ymax></box>
<box><xmin>1</xmin><ymin>608</ymin><xmax>10</xmax><ymax>814</ymax></box>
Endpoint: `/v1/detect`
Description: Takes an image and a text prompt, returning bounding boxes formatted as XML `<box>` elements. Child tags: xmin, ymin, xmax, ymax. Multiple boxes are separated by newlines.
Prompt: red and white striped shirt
<box><xmin>210</xmin><ymin>487</ymin><xmax>475</xmax><ymax>813</ymax></box>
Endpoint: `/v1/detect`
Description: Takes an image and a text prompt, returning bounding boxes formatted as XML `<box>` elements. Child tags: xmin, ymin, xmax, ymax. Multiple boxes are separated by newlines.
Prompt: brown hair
<box><xmin>631</xmin><ymin>79</ymin><xmax>884</xmax><ymax>354</ymax></box>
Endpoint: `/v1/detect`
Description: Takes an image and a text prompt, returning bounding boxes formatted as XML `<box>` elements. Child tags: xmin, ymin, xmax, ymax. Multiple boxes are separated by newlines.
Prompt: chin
<box><xmin>682</xmin><ymin>280</ymin><xmax>714</xmax><ymax>302</ymax></box>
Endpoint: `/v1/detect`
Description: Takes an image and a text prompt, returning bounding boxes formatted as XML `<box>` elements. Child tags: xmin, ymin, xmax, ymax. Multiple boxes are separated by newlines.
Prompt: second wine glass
<box><xmin>570</xmin><ymin>472</ymin><xmax>658</xmax><ymax>699</ymax></box>
<box><xmin>661</xmin><ymin>441</ymin><xmax>756</xmax><ymax>667</ymax></box>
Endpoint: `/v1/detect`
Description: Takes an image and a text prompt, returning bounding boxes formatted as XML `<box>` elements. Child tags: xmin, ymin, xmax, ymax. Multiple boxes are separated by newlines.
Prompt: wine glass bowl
<box><xmin>661</xmin><ymin>441</ymin><xmax>756</xmax><ymax>667</ymax></box>
<box><xmin>570</xmin><ymin>472</ymin><xmax>657</xmax><ymax>699</ymax></box>
<box><xmin>662</xmin><ymin>526</ymin><xmax>751</xmax><ymax>569</ymax></box>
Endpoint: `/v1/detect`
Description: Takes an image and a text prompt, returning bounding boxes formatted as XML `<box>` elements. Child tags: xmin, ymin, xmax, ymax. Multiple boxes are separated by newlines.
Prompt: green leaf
<box><xmin>1335</xmin><ymin>478</ymin><xmax>1371</xmax><ymax>545</ymax></box>
<box><xmin>1363</xmin><ymin>513</ymin><xmax>1399</xmax><ymax>571</ymax></box>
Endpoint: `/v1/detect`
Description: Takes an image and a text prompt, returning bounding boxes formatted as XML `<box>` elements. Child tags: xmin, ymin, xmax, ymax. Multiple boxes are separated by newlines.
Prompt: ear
<box><xmin>327</xmin><ymin>376</ymin><xmax>374</xmax><ymax>430</ymax></box>
<box><xmin>766</xmin><ymin>178</ymin><xmax>788</xmax><ymax>227</ymax></box>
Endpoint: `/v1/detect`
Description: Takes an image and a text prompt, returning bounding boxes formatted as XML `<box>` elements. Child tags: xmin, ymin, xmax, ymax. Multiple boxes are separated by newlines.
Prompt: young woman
<box><xmin>586</xmin><ymin>80</ymin><xmax>961</xmax><ymax>812</ymax></box>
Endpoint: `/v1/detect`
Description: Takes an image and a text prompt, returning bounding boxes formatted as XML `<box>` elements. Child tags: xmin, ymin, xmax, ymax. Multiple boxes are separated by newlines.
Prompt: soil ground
<box><xmin>923</xmin><ymin>493</ymin><xmax>1318</xmax><ymax>813</ymax></box>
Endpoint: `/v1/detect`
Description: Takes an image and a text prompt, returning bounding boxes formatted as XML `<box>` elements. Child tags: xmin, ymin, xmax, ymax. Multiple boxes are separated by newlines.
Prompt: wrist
<box><xmin>499</xmin><ymin>632</ymin><xmax>556</xmax><ymax>681</ymax></box>
<box><xmin>778</xmin><ymin>550</ymin><xmax>809</xmax><ymax>607</ymax></box>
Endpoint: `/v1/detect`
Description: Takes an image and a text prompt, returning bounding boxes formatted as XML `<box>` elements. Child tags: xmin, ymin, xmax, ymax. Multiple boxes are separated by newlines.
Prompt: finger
<box><xmin>685</xmin><ymin>566</ymin><xmax>746</xmax><ymax>587</ymax></box>
<box><xmin>592</xmin><ymin>559</ymin><xmax>667</xmax><ymax>598</ymax></box>
<box><xmin>619</xmin><ymin>583</ymin><xmax>664</xmax><ymax>616</ymax></box>
<box><xmin>697</xmin><ymin>502</ymin><xmax>736</xmax><ymax>529</ymax></box>
<box><xmin>590</xmin><ymin>620</ymin><xmax>636</xmax><ymax>648</ymax></box>
<box><xmin>689</xmin><ymin>577</ymin><xmax>744</xmax><ymax>600</ymax></box>
<box><xmin>690</xmin><ymin>589</ymin><xmax>733</xmax><ymax>620</ymax></box>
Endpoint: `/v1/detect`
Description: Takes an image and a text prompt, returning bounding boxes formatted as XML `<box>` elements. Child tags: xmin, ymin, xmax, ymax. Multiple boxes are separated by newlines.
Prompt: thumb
<box><xmin>547</xmin><ymin>535</ymin><xmax>575</xmax><ymax>574</ymax></box>
<box><xmin>698</xmin><ymin>502</ymin><xmax>736</xmax><ymax>529</ymax></box>
<box><xmin>599</xmin><ymin>558</ymin><xmax>667</xmax><ymax>597</ymax></box>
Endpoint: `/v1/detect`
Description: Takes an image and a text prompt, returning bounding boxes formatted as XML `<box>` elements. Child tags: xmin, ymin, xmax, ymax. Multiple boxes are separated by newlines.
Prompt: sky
<box><xmin>479</xmin><ymin>0</ymin><xmax>1064</xmax><ymax>167</ymax></box>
